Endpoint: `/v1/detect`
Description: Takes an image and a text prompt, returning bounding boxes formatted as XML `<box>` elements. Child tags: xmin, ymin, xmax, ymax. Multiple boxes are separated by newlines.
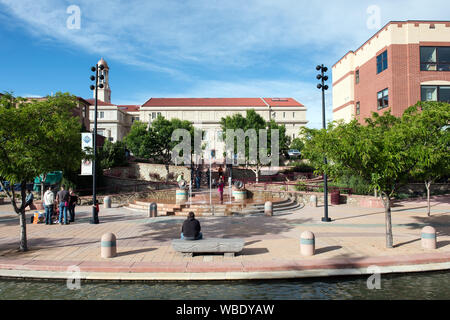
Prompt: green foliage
<box><xmin>124</xmin><ymin>116</ymin><xmax>195</xmax><ymax>164</ymax></box>
<box><xmin>290</xmin><ymin>137</ymin><xmax>304</xmax><ymax>153</ymax></box>
<box><xmin>287</xmin><ymin>161</ymin><xmax>315</xmax><ymax>173</ymax></box>
<box><xmin>220</xmin><ymin>109</ymin><xmax>289</xmax><ymax>163</ymax></box>
<box><xmin>0</xmin><ymin>92</ymin><xmax>83</xmax><ymax>184</ymax></box>
<box><xmin>294</xmin><ymin>181</ymin><xmax>307</xmax><ymax>191</ymax></box>
<box><xmin>329</xmin><ymin>175</ymin><xmax>372</xmax><ymax>195</ymax></box>
<box><xmin>99</xmin><ymin>140</ymin><xmax>127</xmax><ymax>169</ymax></box>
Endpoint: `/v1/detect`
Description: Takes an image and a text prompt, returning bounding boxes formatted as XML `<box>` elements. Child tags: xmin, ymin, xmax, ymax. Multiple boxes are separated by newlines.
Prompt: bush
<box><xmin>288</xmin><ymin>161</ymin><xmax>315</xmax><ymax>173</ymax></box>
<box><xmin>330</xmin><ymin>175</ymin><xmax>372</xmax><ymax>195</ymax></box>
<box><xmin>295</xmin><ymin>181</ymin><xmax>307</xmax><ymax>191</ymax></box>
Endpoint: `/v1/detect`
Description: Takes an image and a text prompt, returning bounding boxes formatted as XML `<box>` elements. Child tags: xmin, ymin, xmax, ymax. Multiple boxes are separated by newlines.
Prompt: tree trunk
<box><xmin>425</xmin><ymin>181</ymin><xmax>431</xmax><ymax>217</ymax></box>
<box><xmin>19</xmin><ymin>181</ymin><xmax>28</xmax><ymax>252</ymax></box>
<box><xmin>19</xmin><ymin>208</ymin><xmax>28</xmax><ymax>252</ymax></box>
<box><xmin>382</xmin><ymin>194</ymin><xmax>393</xmax><ymax>248</ymax></box>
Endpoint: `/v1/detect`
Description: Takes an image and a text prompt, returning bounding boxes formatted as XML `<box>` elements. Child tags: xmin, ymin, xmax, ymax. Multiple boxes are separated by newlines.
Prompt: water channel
<box><xmin>0</xmin><ymin>271</ymin><xmax>448</xmax><ymax>299</ymax></box>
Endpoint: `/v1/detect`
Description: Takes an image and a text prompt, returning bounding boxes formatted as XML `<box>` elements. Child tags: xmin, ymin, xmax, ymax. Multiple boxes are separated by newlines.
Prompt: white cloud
<box><xmin>2</xmin><ymin>0</ymin><xmax>449</xmax><ymax>75</ymax></box>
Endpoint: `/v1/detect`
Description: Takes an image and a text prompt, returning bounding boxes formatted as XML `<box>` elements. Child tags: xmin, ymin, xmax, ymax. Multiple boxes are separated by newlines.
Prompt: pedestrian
<box><xmin>56</xmin><ymin>185</ymin><xmax>70</xmax><ymax>225</ymax></box>
<box><xmin>43</xmin><ymin>186</ymin><xmax>54</xmax><ymax>225</ymax></box>
<box><xmin>24</xmin><ymin>189</ymin><xmax>34</xmax><ymax>210</ymax></box>
<box><xmin>195</xmin><ymin>172</ymin><xmax>201</xmax><ymax>190</ymax></box>
<box><xmin>181</xmin><ymin>212</ymin><xmax>203</xmax><ymax>240</ymax></box>
<box><xmin>217</xmin><ymin>177</ymin><xmax>224</xmax><ymax>203</ymax></box>
<box><xmin>68</xmin><ymin>188</ymin><xmax>78</xmax><ymax>223</ymax></box>
<box><xmin>206</xmin><ymin>169</ymin><xmax>210</xmax><ymax>188</ymax></box>
<box><xmin>218</xmin><ymin>166</ymin><xmax>223</xmax><ymax>179</ymax></box>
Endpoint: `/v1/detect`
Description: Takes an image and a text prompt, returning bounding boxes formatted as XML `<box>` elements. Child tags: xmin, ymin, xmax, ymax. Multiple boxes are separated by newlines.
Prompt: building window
<box><xmin>356</xmin><ymin>102</ymin><xmax>360</xmax><ymax>115</ymax></box>
<box><xmin>131</xmin><ymin>116</ymin><xmax>140</xmax><ymax>123</ymax></box>
<box><xmin>355</xmin><ymin>70</ymin><xmax>360</xmax><ymax>84</ymax></box>
<box><xmin>421</xmin><ymin>85</ymin><xmax>450</xmax><ymax>102</ymax></box>
<box><xmin>152</xmin><ymin>112</ymin><xmax>156</xmax><ymax>119</ymax></box>
<box><xmin>420</xmin><ymin>47</ymin><xmax>450</xmax><ymax>71</ymax></box>
<box><xmin>377</xmin><ymin>88</ymin><xmax>389</xmax><ymax>110</ymax></box>
<box><xmin>283</xmin><ymin>112</ymin><xmax>285</xmax><ymax>118</ymax></box>
<box><xmin>376</xmin><ymin>50</ymin><xmax>388</xmax><ymax>74</ymax></box>
<box><xmin>98</xmin><ymin>111</ymin><xmax>104</xmax><ymax>119</ymax></box>
<box><xmin>292</xmin><ymin>112</ymin><xmax>295</xmax><ymax>118</ymax></box>
<box><xmin>157</xmin><ymin>112</ymin><xmax>161</xmax><ymax>117</ymax></box>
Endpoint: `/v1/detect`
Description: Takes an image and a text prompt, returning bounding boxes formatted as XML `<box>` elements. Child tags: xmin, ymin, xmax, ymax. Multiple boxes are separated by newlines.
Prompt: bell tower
<box><xmin>95</xmin><ymin>57</ymin><xmax>111</xmax><ymax>103</ymax></box>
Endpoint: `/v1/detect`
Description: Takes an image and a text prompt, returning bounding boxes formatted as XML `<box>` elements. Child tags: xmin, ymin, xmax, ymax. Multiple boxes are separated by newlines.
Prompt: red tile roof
<box><xmin>142</xmin><ymin>97</ymin><xmax>303</xmax><ymax>107</ymax></box>
<box><xmin>262</xmin><ymin>98</ymin><xmax>304</xmax><ymax>107</ymax></box>
<box><xmin>118</xmin><ymin>105</ymin><xmax>140</xmax><ymax>112</ymax></box>
<box><xmin>85</xmin><ymin>98</ymin><xmax>116</xmax><ymax>106</ymax></box>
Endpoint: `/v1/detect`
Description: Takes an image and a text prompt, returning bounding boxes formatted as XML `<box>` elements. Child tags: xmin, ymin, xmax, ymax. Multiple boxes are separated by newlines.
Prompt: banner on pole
<box><xmin>80</xmin><ymin>133</ymin><xmax>93</xmax><ymax>176</ymax></box>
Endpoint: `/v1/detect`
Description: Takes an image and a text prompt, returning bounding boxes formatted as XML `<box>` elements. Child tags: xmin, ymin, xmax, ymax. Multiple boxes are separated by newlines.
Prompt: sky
<box><xmin>0</xmin><ymin>0</ymin><xmax>448</xmax><ymax>129</ymax></box>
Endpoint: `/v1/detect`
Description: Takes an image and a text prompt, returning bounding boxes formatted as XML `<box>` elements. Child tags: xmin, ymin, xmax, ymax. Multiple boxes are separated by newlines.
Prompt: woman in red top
<box><xmin>217</xmin><ymin>177</ymin><xmax>224</xmax><ymax>203</ymax></box>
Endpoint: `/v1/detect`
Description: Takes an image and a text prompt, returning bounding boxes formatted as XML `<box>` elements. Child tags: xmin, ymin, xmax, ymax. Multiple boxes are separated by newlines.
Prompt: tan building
<box><xmin>332</xmin><ymin>20</ymin><xmax>450</xmax><ymax>123</ymax></box>
<box><xmin>87</xmin><ymin>59</ymin><xmax>308</xmax><ymax>160</ymax></box>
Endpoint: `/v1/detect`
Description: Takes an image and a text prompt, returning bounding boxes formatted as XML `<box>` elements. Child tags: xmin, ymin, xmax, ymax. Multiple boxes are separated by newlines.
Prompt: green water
<box><xmin>0</xmin><ymin>271</ymin><xmax>448</xmax><ymax>300</ymax></box>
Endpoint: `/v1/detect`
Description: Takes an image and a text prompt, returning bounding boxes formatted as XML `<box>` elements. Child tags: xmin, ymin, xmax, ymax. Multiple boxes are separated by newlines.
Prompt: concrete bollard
<box><xmin>103</xmin><ymin>196</ymin><xmax>111</xmax><ymax>208</ymax></box>
<box><xmin>148</xmin><ymin>202</ymin><xmax>157</xmax><ymax>218</ymax></box>
<box><xmin>264</xmin><ymin>201</ymin><xmax>273</xmax><ymax>216</ymax></box>
<box><xmin>176</xmin><ymin>189</ymin><xmax>188</xmax><ymax>204</ymax></box>
<box><xmin>101</xmin><ymin>233</ymin><xmax>117</xmax><ymax>258</ymax></box>
<box><xmin>300</xmin><ymin>231</ymin><xmax>315</xmax><ymax>256</ymax></box>
<box><xmin>421</xmin><ymin>226</ymin><xmax>437</xmax><ymax>250</ymax></box>
<box><xmin>309</xmin><ymin>195</ymin><xmax>317</xmax><ymax>207</ymax></box>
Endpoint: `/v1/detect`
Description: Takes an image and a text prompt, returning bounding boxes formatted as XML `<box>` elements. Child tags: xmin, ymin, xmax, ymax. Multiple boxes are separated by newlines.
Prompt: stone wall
<box><xmin>248</xmin><ymin>188</ymin><xmax>387</xmax><ymax>208</ymax></box>
<box><xmin>105</xmin><ymin>163</ymin><xmax>191</xmax><ymax>182</ymax></box>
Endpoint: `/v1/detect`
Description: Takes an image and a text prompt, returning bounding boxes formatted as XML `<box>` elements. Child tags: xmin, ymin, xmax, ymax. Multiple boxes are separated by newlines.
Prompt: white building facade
<box><xmin>88</xmin><ymin>59</ymin><xmax>308</xmax><ymax>160</ymax></box>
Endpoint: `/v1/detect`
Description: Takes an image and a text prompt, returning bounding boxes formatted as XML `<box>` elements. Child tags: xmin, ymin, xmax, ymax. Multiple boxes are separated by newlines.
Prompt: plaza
<box><xmin>0</xmin><ymin>195</ymin><xmax>448</xmax><ymax>281</ymax></box>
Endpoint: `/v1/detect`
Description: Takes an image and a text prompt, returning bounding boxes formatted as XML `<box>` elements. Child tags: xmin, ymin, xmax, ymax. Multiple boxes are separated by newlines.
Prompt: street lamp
<box><xmin>89</xmin><ymin>63</ymin><xmax>105</xmax><ymax>224</ymax></box>
<box><xmin>316</xmin><ymin>64</ymin><xmax>331</xmax><ymax>222</ymax></box>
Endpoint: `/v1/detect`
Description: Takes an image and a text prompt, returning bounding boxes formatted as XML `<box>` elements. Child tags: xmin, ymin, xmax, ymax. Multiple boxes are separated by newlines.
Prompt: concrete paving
<box><xmin>0</xmin><ymin>195</ymin><xmax>448</xmax><ymax>280</ymax></box>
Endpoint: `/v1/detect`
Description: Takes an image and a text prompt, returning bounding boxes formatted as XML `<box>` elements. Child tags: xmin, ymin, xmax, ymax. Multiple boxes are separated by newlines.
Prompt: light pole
<box><xmin>316</xmin><ymin>64</ymin><xmax>331</xmax><ymax>222</ymax></box>
<box><xmin>89</xmin><ymin>63</ymin><xmax>105</xmax><ymax>224</ymax></box>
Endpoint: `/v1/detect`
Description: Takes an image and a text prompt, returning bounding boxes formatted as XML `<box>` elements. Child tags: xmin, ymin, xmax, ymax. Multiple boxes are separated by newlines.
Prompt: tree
<box><xmin>290</xmin><ymin>137</ymin><xmax>304</xmax><ymax>153</ymax></box>
<box><xmin>99</xmin><ymin>139</ymin><xmax>128</xmax><ymax>169</ymax></box>
<box><xmin>0</xmin><ymin>92</ymin><xmax>84</xmax><ymax>251</ymax></box>
<box><xmin>124</xmin><ymin>116</ymin><xmax>195</xmax><ymax>179</ymax></box>
<box><xmin>301</xmin><ymin>109</ymin><xmax>419</xmax><ymax>248</ymax></box>
<box><xmin>220</xmin><ymin>109</ymin><xmax>288</xmax><ymax>182</ymax></box>
<box><xmin>406</xmin><ymin>101</ymin><xmax>450</xmax><ymax>216</ymax></box>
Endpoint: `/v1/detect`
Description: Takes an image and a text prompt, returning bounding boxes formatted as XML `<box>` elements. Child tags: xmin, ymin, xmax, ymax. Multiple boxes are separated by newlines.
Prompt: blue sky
<box><xmin>0</xmin><ymin>0</ymin><xmax>448</xmax><ymax>128</ymax></box>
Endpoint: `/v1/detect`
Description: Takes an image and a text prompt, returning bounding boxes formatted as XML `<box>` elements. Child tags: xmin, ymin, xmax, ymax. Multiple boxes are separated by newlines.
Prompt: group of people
<box><xmin>186</xmin><ymin>166</ymin><xmax>227</xmax><ymax>203</ymax></box>
<box><xmin>42</xmin><ymin>185</ymin><xmax>78</xmax><ymax>225</ymax></box>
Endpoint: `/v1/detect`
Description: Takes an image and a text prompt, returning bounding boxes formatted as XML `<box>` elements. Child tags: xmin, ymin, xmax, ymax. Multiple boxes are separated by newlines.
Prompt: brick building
<box><xmin>332</xmin><ymin>20</ymin><xmax>450</xmax><ymax>123</ymax></box>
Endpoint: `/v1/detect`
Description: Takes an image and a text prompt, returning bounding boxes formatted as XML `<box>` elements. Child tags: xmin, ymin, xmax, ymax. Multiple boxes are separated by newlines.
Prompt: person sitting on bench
<box><xmin>181</xmin><ymin>212</ymin><xmax>203</xmax><ymax>240</ymax></box>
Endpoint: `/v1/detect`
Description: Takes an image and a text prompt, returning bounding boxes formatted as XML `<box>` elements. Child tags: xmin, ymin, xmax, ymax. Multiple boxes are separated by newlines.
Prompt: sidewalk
<box><xmin>0</xmin><ymin>196</ymin><xmax>449</xmax><ymax>280</ymax></box>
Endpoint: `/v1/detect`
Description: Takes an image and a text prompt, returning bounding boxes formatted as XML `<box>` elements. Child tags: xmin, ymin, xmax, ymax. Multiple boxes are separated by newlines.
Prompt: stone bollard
<box><xmin>421</xmin><ymin>226</ymin><xmax>437</xmax><ymax>250</ymax></box>
<box><xmin>103</xmin><ymin>196</ymin><xmax>111</xmax><ymax>208</ymax></box>
<box><xmin>264</xmin><ymin>201</ymin><xmax>273</xmax><ymax>216</ymax></box>
<box><xmin>101</xmin><ymin>233</ymin><xmax>117</xmax><ymax>258</ymax></box>
<box><xmin>300</xmin><ymin>231</ymin><xmax>315</xmax><ymax>256</ymax></box>
<box><xmin>176</xmin><ymin>189</ymin><xmax>188</xmax><ymax>204</ymax></box>
<box><xmin>148</xmin><ymin>202</ymin><xmax>157</xmax><ymax>218</ymax></box>
<box><xmin>309</xmin><ymin>195</ymin><xmax>317</xmax><ymax>207</ymax></box>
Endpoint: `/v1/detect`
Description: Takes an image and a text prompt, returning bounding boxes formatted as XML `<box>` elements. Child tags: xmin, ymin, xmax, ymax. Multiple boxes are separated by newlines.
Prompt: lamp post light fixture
<box><xmin>89</xmin><ymin>63</ymin><xmax>105</xmax><ymax>224</ymax></box>
<box><xmin>316</xmin><ymin>64</ymin><xmax>331</xmax><ymax>222</ymax></box>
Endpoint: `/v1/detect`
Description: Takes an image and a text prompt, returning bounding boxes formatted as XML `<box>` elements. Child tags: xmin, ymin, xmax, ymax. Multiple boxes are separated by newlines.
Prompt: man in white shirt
<box><xmin>43</xmin><ymin>186</ymin><xmax>55</xmax><ymax>225</ymax></box>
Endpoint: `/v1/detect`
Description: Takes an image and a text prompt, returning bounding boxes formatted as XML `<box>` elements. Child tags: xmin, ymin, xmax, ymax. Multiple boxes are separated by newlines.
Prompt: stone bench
<box><xmin>172</xmin><ymin>238</ymin><xmax>245</xmax><ymax>257</ymax></box>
